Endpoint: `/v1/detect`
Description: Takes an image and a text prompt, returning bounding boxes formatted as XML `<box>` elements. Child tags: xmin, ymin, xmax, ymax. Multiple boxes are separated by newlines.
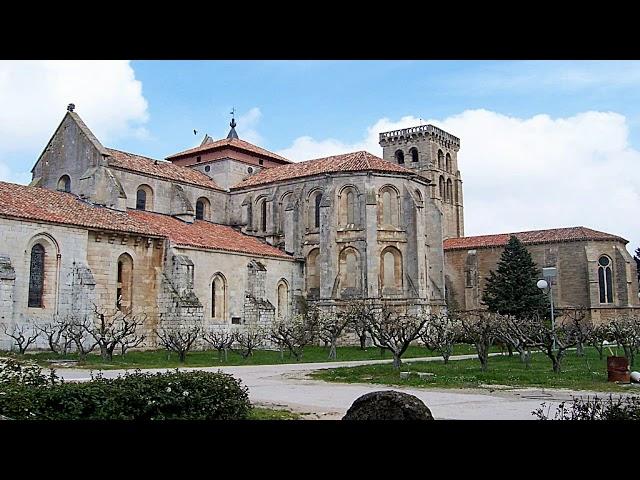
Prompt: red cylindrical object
<box><xmin>607</xmin><ymin>356</ymin><xmax>630</xmax><ymax>383</ymax></box>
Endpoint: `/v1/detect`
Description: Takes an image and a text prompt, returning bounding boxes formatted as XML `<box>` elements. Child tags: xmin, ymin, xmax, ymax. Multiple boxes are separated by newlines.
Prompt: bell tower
<box><xmin>379</xmin><ymin>124</ymin><xmax>464</xmax><ymax>239</ymax></box>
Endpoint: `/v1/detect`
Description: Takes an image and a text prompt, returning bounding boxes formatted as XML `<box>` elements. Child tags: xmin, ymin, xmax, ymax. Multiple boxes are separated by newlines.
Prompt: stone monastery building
<box><xmin>0</xmin><ymin>106</ymin><xmax>637</xmax><ymax>349</ymax></box>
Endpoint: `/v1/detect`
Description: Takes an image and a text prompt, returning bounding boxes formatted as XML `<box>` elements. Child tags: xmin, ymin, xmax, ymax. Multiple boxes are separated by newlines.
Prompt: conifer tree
<box><xmin>634</xmin><ymin>247</ymin><xmax>640</xmax><ymax>285</ymax></box>
<box><xmin>482</xmin><ymin>235</ymin><xmax>549</xmax><ymax>318</ymax></box>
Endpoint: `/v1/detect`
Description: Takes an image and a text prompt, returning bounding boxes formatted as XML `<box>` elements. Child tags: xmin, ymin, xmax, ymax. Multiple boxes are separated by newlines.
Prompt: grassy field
<box><xmin>310</xmin><ymin>348</ymin><xmax>640</xmax><ymax>393</ymax></box>
<box><xmin>247</xmin><ymin>407</ymin><xmax>302</xmax><ymax>420</ymax></box>
<box><xmin>1</xmin><ymin>344</ymin><xmax>487</xmax><ymax>370</ymax></box>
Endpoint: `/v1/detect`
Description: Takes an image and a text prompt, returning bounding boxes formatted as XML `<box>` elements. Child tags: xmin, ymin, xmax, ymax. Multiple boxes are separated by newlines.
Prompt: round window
<box><xmin>204</xmin><ymin>165</ymin><xmax>210</xmax><ymax>172</ymax></box>
<box><xmin>598</xmin><ymin>256</ymin><xmax>610</xmax><ymax>267</ymax></box>
<box><xmin>248</xmin><ymin>167</ymin><xmax>254</xmax><ymax>174</ymax></box>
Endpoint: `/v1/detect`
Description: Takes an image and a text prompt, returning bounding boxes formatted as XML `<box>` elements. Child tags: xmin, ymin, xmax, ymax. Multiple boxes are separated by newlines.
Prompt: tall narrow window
<box><xmin>410</xmin><ymin>147</ymin><xmax>419</xmax><ymax>163</ymax></box>
<box><xmin>598</xmin><ymin>256</ymin><xmax>613</xmax><ymax>304</ymax></box>
<box><xmin>446</xmin><ymin>153</ymin><xmax>452</xmax><ymax>172</ymax></box>
<box><xmin>196</xmin><ymin>197</ymin><xmax>210</xmax><ymax>221</ymax></box>
<box><xmin>28</xmin><ymin>244</ymin><xmax>45</xmax><ymax>308</ymax></box>
<box><xmin>196</xmin><ymin>200</ymin><xmax>204</xmax><ymax>220</ymax></box>
<box><xmin>439</xmin><ymin>176</ymin><xmax>445</xmax><ymax>200</ymax></box>
<box><xmin>395</xmin><ymin>150</ymin><xmax>405</xmax><ymax>164</ymax></box>
<box><xmin>277</xmin><ymin>281</ymin><xmax>289</xmax><ymax>319</ymax></box>
<box><xmin>382</xmin><ymin>190</ymin><xmax>392</xmax><ymax>225</ymax></box>
<box><xmin>308</xmin><ymin>192</ymin><xmax>323</xmax><ymax>229</ymax></box>
<box><xmin>136</xmin><ymin>189</ymin><xmax>146</xmax><ymax>210</ymax></box>
<box><xmin>280</xmin><ymin>192</ymin><xmax>292</xmax><ymax>232</ymax></box>
<box><xmin>307</xmin><ymin>249</ymin><xmax>320</xmax><ymax>297</ymax></box>
<box><xmin>446</xmin><ymin>178</ymin><xmax>453</xmax><ymax>204</ymax></box>
<box><xmin>381</xmin><ymin>247</ymin><xmax>402</xmax><ymax>295</ymax></box>
<box><xmin>116</xmin><ymin>253</ymin><xmax>133</xmax><ymax>313</ymax></box>
<box><xmin>57</xmin><ymin>175</ymin><xmax>71</xmax><ymax>193</ymax></box>
<box><xmin>261</xmin><ymin>199</ymin><xmax>267</xmax><ymax>232</ymax></box>
<box><xmin>438</xmin><ymin>150</ymin><xmax>444</xmax><ymax>170</ymax></box>
<box><xmin>379</xmin><ymin>186</ymin><xmax>399</xmax><ymax>227</ymax></box>
<box><xmin>346</xmin><ymin>190</ymin><xmax>355</xmax><ymax>225</ymax></box>
<box><xmin>212</xmin><ymin>274</ymin><xmax>226</xmax><ymax>319</ymax></box>
<box><xmin>339</xmin><ymin>248</ymin><xmax>360</xmax><ymax>295</ymax></box>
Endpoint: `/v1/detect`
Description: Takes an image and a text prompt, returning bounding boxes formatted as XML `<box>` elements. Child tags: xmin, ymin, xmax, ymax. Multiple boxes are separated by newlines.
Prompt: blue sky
<box><xmin>1</xmin><ymin>60</ymin><xmax>639</xmax><ymax>251</ymax></box>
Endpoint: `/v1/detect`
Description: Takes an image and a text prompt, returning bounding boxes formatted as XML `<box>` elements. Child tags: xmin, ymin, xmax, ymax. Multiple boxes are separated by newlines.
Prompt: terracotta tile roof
<box><xmin>443</xmin><ymin>227</ymin><xmax>628</xmax><ymax>251</ymax></box>
<box><xmin>106</xmin><ymin>148</ymin><xmax>224</xmax><ymax>191</ymax></box>
<box><xmin>127</xmin><ymin>210</ymin><xmax>292</xmax><ymax>259</ymax></box>
<box><xmin>0</xmin><ymin>181</ymin><xmax>160</xmax><ymax>237</ymax></box>
<box><xmin>166</xmin><ymin>137</ymin><xmax>291</xmax><ymax>163</ymax></box>
<box><xmin>231</xmin><ymin>151</ymin><xmax>416</xmax><ymax>189</ymax></box>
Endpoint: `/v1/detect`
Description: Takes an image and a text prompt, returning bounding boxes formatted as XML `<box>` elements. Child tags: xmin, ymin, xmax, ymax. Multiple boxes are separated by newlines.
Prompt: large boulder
<box><xmin>342</xmin><ymin>390</ymin><xmax>434</xmax><ymax>420</ymax></box>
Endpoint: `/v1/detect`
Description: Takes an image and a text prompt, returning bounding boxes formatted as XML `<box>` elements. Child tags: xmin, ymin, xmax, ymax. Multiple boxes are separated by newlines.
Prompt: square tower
<box><xmin>379</xmin><ymin>124</ymin><xmax>464</xmax><ymax>239</ymax></box>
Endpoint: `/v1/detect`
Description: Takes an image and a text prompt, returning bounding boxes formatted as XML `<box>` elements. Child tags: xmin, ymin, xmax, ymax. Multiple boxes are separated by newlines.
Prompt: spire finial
<box><xmin>227</xmin><ymin>106</ymin><xmax>239</xmax><ymax>139</ymax></box>
<box><xmin>67</xmin><ymin>103</ymin><xmax>75</xmax><ymax>112</ymax></box>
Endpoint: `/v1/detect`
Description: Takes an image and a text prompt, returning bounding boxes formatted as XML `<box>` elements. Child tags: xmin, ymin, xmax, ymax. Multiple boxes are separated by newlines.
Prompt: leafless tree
<box><xmin>343</xmin><ymin>300</ymin><xmax>372</xmax><ymax>350</ymax></box>
<box><xmin>1</xmin><ymin>322</ymin><xmax>40</xmax><ymax>354</ymax></box>
<box><xmin>269</xmin><ymin>312</ymin><xmax>320</xmax><ymax>362</ymax></box>
<box><xmin>233</xmin><ymin>325</ymin><xmax>266</xmax><ymax>359</ymax></box>
<box><xmin>35</xmin><ymin>317</ymin><xmax>74</xmax><ymax>355</ymax></box>
<box><xmin>318</xmin><ymin>310</ymin><xmax>351</xmax><ymax>360</ymax></box>
<box><xmin>66</xmin><ymin>316</ymin><xmax>98</xmax><ymax>359</ymax></box>
<box><xmin>83</xmin><ymin>305</ymin><xmax>146</xmax><ymax>361</ymax></box>
<box><xmin>606</xmin><ymin>315</ymin><xmax>640</xmax><ymax>367</ymax></box>
<box><xmin>459</xmin><ymin>310</ymin><xmax>502</xmax><ymax>371</ymax></box>
<box><xmin>119</xmin><ymin>325</ymin><xmax>146</xmax><ymax>356</ymax></box>
<box><xmin>202</xmin><ymin>327</ymin><xmax>235</xmax><ymax>362</ymax></box>
<box><xmin>516</xmin><ymin>314</ymin><xmax>578</xmax><ymax>373</ymax></box>
<box><xmin>588</xmin><ymin>322</ymin><xmax>609</xmax><ymax>360</ymax></box>
<box><xmin>560</xmin><ymin>308</ymin><xmax>590</xmax><ymax>356</ymax></box>
<box><xmin>366</xmin><ymin>305</ymin><xmax>430</xmax><ymax>370</ymax></box>
<box><xmin>419</xmin><ymin>311</ymin><xmax>460</xmax><ymax>364</ymax></box>
<box><xmin>495</xmin><ymin>314</ymin><xmax>537</xmax><ymax>368</ymax></box>
<box><xmin>156</xmin><ymin>323</ymin><xmax>201</xmax><ymax>363</ymax></box>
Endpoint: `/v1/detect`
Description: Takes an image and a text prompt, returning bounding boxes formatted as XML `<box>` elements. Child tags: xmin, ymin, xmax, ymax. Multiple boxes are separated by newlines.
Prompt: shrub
<box><xmin>0</xmin><ymin>360</ymin><xmax>250</xmax><ymax>420</ymax></box>
<box><xmin>533</xmin><ymin>395</ymin><xmax>640</xmax><ymax>420</ymax></box>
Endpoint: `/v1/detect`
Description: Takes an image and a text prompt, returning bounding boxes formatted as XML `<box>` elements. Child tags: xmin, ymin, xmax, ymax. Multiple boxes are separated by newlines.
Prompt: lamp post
<box><xmin>537</xmin><ymin>267</ymin><xmax>557</xmax><ymax>349</ymax></box>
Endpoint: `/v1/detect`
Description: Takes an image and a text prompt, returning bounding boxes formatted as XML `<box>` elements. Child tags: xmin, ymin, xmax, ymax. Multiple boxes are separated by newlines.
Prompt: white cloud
<box><xmin>277</xmin><ymin>110</ymin><xmax>640</xmax><ymax>251</ymax></box>
<box><xmin>0</xmin><ymin>60</ymin><xmax>148</xmax><ymax>183</ymax></box>
<box><xmin>236</xmin><ymin>107</ymin><xmax>263</xmax><ymax>145</ymax></box>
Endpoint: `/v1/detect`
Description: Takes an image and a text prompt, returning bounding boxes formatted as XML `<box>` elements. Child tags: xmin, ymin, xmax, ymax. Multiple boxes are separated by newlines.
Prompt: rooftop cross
<box><xmin>227</xmin><ymin>106</ymin><xmax>239</xmax><ymax>139</ymax></box>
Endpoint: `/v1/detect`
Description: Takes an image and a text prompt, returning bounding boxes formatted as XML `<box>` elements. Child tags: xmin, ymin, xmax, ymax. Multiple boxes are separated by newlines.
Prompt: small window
<box><xmin>136</xmin><ymin>189</ymin><xmax>146</xmax><ymax>210</ymax></box>
<box><xmin>57</xmin><ymin>175</ymin><xmax>71</xmax><ymax>193</ymax></box>
<box><xmin>231</xmin><ymin>317</ymin><xmax>241</xmax><ymax>325</ymax></box>
<box><xmin>395</xmin><ymin>150</ymin><xmax>405</xmax><ymax>164</ymax></box>
<box><xmin>197</xmin><ymin>156</ymin><xmax>202</xmax><ymax>163</ymax></box>
<box><xmin>196</xmin><ymin>200</ymin><xmax>205</xmax><ymax>220</ymax></box>
<box><xmin>410</xmin><ymin>147</ymin><xmax>419</xmax><ymax>163</ymax></box>
<box><xmin>248</xmin><ymin>167</ymin><xmax>254</xmax><ymax>174</ymax></box>
<box><xmin>259</xmin><ymin>159</ymin><xmax>264</xmax><ymax>166</ymax></box>
<box><xmin>204</xmin><ymin>165</ymin><xmax>211</xmax><ymax>172</ymax></box>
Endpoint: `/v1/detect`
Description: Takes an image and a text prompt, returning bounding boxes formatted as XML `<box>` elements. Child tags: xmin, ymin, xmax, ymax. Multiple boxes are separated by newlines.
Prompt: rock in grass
<box><xmin>342</xmin><ymin>390</ymin><xmax>434</xmax><ymax>420</ymax></box>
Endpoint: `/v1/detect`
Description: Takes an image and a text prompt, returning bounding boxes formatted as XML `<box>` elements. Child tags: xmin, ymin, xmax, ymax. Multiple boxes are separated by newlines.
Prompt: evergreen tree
<box><xmin>482</xmin><ymin>235</ymin><xmax>549</xmax><ymax>318</ymax></box>
<box><xmin>634</xmin><ymin>247</ymin><xmax>640</xmax><ymax>285</ymax></box>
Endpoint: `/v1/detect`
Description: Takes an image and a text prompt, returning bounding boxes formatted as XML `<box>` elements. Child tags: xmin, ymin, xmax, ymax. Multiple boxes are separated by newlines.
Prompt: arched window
<box><xmin>415</xmin><ymin>189</ymin><xmax>423</xmax><ymax>203</ymax></box>
<box><xmin>395</xmin><ymin>150</ymin><xmax>405</xmax><ymax>164</ymax></box>
<box><xmin>195</xmin><ymin>197</ymin><xmax>210</xmax><ymax>221</ymax></box>
<box><xmin>136</xmin><ymin>185</ymin><xmax>153</xmax><ymax>211</ymax></box>
<box><xmin>439</xmin><ymin>176</ymin><xmax>445</xmax><ymax>200</ymax></box>
<box><xmin>116</xmin><ymin>253</ymin><xmax>133</xmax><ymax>313</ymax></box>
<box><xmin>57</xmin><ymin>175</ymin><xmax>71</xmax><ymax>193</ymax></box>
<box><xmin>279</xmin><ymin>192</ymin><xmax>292</xmax><ymax>232</ymax></box>
<box><xmin>339</xmin><ymin>247</ymin><xmax>361</xmax><ymax>296</ymax></box>
<box><xmin>410</xmin><ymin>147</ymin><xmax>419</xmax><ymax>163</ymax></box>
<box><xmin>437</xmin><ymin>150</ymin><xmax>444</xmax><ymax>170</ymax></box>
<box><xmin>260</xmin><ymin>198</ymin><xmax>267</xmax><ymax>232</ymax></box>
<box><xmin>455</xmin><ymin>181</ymin><xmax>459</xmax><ymax>204</ymax></box>
<box><xmin>446</xmin><ymin>178</ymin><xmax>453</xmax><ymax>204</ymax></box>
<box><xmin>381</xmin><ymin>247</ymin><xmax>403</xmax><ymax>295</ymax></box>
<box><xmin>446</xmin><ymin>153</ymin><xmax>452</xmax><ymax>172</ymax></box>
<box><xmin>277</xmin><ymin>280</ymin><xmax>289</xmax><ymax>319</ymax></box>
<box><xmin>598</xmin><ymin>256</ymin><xmax>613</xmax><ymax>304</ymax></box>
<box><xmin>28</xmin><ymin>244</ymin><xmax>45</xmax><ymax>308</ymax></box>
<box><xmin>338</xmin><ymin>186</ymin><xmax>359</xmax><ymax>227</ymax></box>
<box><xmin>308</xmin><ymin>191</ymin><xmax>323</xmax><ymax>229</ymax></box>
<box><xmin>212</xmin><ymin>274</ymin><xmax>226</xmax><ymax>319</ymax></box>
<box><xmin>307</xmin><ymin>249</ymin><xmax>320</xmax><ymax>297</ymax></box>
<box><xmin>379</xmin><ymin>186</ymin><xmax>400</xmax><ymax>227</ymax></box>
<box><xmin>346</xmin><ymin>190</ymin><xmax>355</xmax><ymax>224</ymax></box>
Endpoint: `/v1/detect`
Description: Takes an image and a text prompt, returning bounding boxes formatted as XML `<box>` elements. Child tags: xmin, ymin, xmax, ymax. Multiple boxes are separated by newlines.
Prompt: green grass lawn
<box><xmin>248</xmin><ymin>407</ymin><xmax>302</xmax><ymax>420</ymax></box>
<box><xmin>310</xmin><ymin>348</ymin><xmax>640</xmax><ymax>393</ymax></box>
<box><xmin>1</xmin><ymin>344</ymin><xmax>488</xmax><ymax>370</ymax></box>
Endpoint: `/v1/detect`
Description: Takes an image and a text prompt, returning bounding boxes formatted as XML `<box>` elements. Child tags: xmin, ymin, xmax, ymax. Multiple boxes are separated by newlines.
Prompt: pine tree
<box><xmin>634</xmin><ymin>247</ymin><xmax>640</xmax><ymax>285</ymax></box>
<box><xmin>482</xmin><ymin>235</ymin><xmax>549</xmax><ymax>319</ymax></box>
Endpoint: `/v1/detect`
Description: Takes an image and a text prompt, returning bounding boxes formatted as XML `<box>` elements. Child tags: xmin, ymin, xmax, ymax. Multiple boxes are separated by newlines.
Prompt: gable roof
<box><xmin>443</xmin><ymin>226</ymin><xmax>628</xmax><ymax>251</ymax></box>
<box><xmin>127</xmin><ymin>210</ymin><xmax>292</xmax><ymax>259</ymax></box>
<box><xmin>166</xmin><ymin>137</ymin><xmax>291</xmax><ymax>164</ymax></box>
<box><xmin>231</xmin><ymin>151</ymin><xmax>416</xmax><ymax>189</ymax></box>
<box><xmin>106</xmin><ymin>148</ymin><xmax>224</xmax><ymax>191</ymax></box>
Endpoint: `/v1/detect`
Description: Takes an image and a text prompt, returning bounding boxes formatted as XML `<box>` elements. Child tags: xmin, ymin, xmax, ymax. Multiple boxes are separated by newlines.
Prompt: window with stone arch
<box><xmin>437</xmin><ymin>150</ymin><xmax>444</xmax><ymax>170</ymax></box>
<box><xmin>378</xmin><ymin>185</ymin><xmax>400</xmax><ymax>227</ymax></box>
<box><xmin>195</xmin><ymin>197</ymin><xmax>211</xmax><ymax>221</ymax></box>
<box><xmin>439</xmin><ymin>176</ymin><xmax>446</xmax><ymax>200</ymax></box>
<box><xmin>380</xmin><ymin>246</ymin><xmax>403</xmax><ymax>295</ymax></box>
<box><xmin>279</xmin><ymin>191</ymin><xmax>292</xmax><ymax>233</ymax></box>
<box><xmin>446</xmin><ymin>178</ymin><xmax>453</xmax><ymax>204</ymax></box>
<box><xmin>446</xmin><ymin>153</ymin><xmax>452</xmax><ymax>173</ymax></box>
<box><xmin>338</xmin><ymin>185</ymin><xmax>359</xmax><ymax>227</ymax></box>
<box><xmin>395</xmin><ymin>149</ymin><xmax>405</xmax><ymax>164</ymax></box>
<box><xmin>339</xmin><ymin>247</ymin><xmax>361</xmax><ymax>296</ymax></box>
<box><xmin>116</xmin><ymin>253</ymin><xmax>133</xmax><ymax>313</ymax></box>
<box><xmin>211</xmin><ymin>273</ymin><xmax>227</xmax><ymax>320</ymax></box>
<box><xmin>308</xmin><ymin>190</ymin><xmax>323</xmax><ymax>230</ymax></box>
<box><xmin>136</xmin><ymin>184</ymin><xmax>153</xmax><ymax>211</ymax></box>
<box><xmin>410</xmin><ymin>147</ymin><xmax>419</xmax><ymax>163</ymax></box>
<box><xmin>276</xmin><ymin>279</ymin><xmax>289</xmax><ymax>319</ymax></box>
<box><xmin>415</xmin><ymin>189</ymin><xmax>423</xmax><ymax>203</ymax></box>
<box><xmin>306</xmin><ymin>248</ymin><xmax>320</xmax><ymax>297</ymax></box>
<box><xmin>28</xmin><ymin>243</ymin><xmax>46</xmax><ymax>308</ymax></box>
<box><xmin>598</xmin><ymin>255</ymin><xmax>613</xmax><ymax>304</ymax></box>
<box><xmin>57</xmin><ymin>175</ymin><xmax>71</xmax><ymax>193</ymax></box>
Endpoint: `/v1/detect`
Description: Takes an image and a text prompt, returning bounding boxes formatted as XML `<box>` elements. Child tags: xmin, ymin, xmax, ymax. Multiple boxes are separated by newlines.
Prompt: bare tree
<box><xmin>156</xmin><ymin>323</ymin><xmax>201</xmax><ymax>363</ymax></box>
<box><xmin>606</xmin><ymin>315</ymin><xmax>639</xmax><ymax>367</ymax></box>
<box><xmin>233</xmin><ymin>325</ymin><xmax>266</xmax><ymax>359</ymax></box>
<box><xmin>588</xmin><ymin>322</ymin><xmax>609</xmax><ymax>360</ymax></box>
<box><xmin>35</xmin><ymin>317</ymin><xmax>74</xmax><ymax>355</ymax></box>
<box><xmin>560</xmin><ymin>308</ymin><xmax>590</xmax><ymax>356</ymax></box>
<box><xmin>83</xmin><ymin>305</ymin><xmax>146</xmax><ymax>361</ymax></box>
<box><xmin>269</xmin><ymin>312</ymin><xmax>320</xmax><ymax>362</ymax></box>
<box><xmin>459</xmin><ymin>310</ymin><xmax>501</xmax><ymax>371</ymax></box>
<box><xmin>318</xmin><ymin>310</ymin><xmax>351</xmax><ymax>360</ymax></box>
<box><xmin>202</xmin><ymin>327</ymin><xmax>235</xmax><ymax>362</ymax></box>
<box><xmin>366</xmin><ymin>305</ymin><xmax>430</xmax><ymax>370</ymax></box>
<box><xmin>119</xmin><ymin>324</ymin><xmax>146</xmax><ymax>356</ymax></box>
<box><xmin>516</xmin><ymin>314</ymin><xmax>578</xmax><ymax>373</ymax></box>
<box><xmin>66</xmin><ymin>316</ymin><xmax>98</xmax><ymax>360</ymax></box>
<box><xmin>1</xmin><ymin>322</ymin><xmax>40</xmax><ymax>354</ymax></box>
<box><xmin>343</xmin><ymin>300</ymin><xmax>372</xmax><ymax>350</ymax></box>
<box><xmin>419</xmin><ymin>311</ymin><xmax>460</xmax><ymax>364</ymax></box>
<box><xmin>496</xmin><ymin>314</ymin><xmax>537</xmax><ymax>368</ymax></box>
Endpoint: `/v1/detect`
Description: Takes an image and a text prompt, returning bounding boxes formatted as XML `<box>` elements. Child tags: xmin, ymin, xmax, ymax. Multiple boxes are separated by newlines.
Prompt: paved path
<box><xmin>53</xmin><ymin>354</ymin><xmax>632</xmax><ymax>420</ymax></box>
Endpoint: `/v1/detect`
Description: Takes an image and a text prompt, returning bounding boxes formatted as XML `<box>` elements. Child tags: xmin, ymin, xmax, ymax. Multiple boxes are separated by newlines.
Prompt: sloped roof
<box><xmin>231</xmin><ymin>151</ymin><xmax>416</xmax><ymax>189</ymax></box>
<box><xmin>127</xmin><ymin>210</ymin><xmax>292</xmax><ymax>259</ymax></box>
<box><xmin>166</xmin><ymin>137</ymin><xmax>291</xmax><ymax>163</ymax></box>
<box><xmin>106</xmin><ymin>148</ymin><xmax>223</xmax><ymax>191</ymax></box>
<box><xmin>443</xmin><ymin>226</ymin><xmax>628</xmax><ymax>251</ymax></box>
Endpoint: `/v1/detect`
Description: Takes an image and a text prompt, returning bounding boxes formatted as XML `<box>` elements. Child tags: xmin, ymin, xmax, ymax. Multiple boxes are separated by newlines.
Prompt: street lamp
<box><xmin>537</xmin><ymin>267</ymin><xmax>557</xmax><ymax>349</ymax></box>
